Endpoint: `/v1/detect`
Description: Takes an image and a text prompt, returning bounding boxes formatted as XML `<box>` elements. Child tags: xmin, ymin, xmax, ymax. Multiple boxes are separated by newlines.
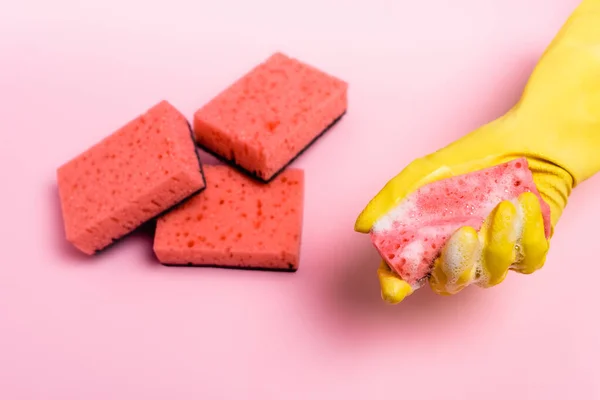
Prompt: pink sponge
<box><xmin>193</xmin><ymin>52</ymin><xmax>347</xmax><ymax>182</ymax></box>
<box><xmin>56</xmin><ymin>100</ymin><xmax>206</xmax><ymax>255</ymax></box>
<box><xmin>370</xmin><ymin>158</ymin><xmax>552</xmax><ymax>285</ymax></box>
<box><xmin>153</xmin><ymin>165</ymin><xmax>304</xmax><ymax>270</ymax></box>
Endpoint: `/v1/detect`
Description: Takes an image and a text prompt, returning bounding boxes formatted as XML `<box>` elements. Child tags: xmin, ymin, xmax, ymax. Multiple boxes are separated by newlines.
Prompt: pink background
<box><xmin>2</xmin><ymin>0</ymin><xmax>599</xmax><ymax>398</ymax></box>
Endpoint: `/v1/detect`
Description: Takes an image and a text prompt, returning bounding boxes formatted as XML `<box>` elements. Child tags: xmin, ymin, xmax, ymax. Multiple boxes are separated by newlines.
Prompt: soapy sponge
<box><xmin>370</xmin><ymin>158</ymin><xmax>552</xmax><ymax>284</ymax></box>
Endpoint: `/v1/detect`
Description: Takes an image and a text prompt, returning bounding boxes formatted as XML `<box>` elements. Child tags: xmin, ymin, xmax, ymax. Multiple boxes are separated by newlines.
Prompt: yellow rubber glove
<box><xmin>355</xmin><ymin>0</ymin><xmax>600</xmax><ymax>303</ymax></box>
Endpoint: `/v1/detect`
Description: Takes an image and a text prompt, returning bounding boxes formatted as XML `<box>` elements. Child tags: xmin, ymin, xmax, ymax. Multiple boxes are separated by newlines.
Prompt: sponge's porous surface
<box><xmin>57</xmin><ymin>100</ymin><xmax>206</xmax><ymax>255</ymax></box>
<box><xmin>193</xmin><ymin>52</ymin><xmax>347</xmax><ymax>182</ymax></box>
<box><xmin>153</xmin><ymin>165</ymin><xmax>304</xmax><ymax>270</ymax></box>
<box><xmin>370</xmin><ymin>158</ymin><xmax>552</xmax><ymax>284</ymax></box>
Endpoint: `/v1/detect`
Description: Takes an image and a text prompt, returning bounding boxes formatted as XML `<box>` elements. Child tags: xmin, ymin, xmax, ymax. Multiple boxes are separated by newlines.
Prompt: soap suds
<box><xmin>369</xmin><ymin>158</ymin><xmax>552</xmax><ymax>287</ymax></box>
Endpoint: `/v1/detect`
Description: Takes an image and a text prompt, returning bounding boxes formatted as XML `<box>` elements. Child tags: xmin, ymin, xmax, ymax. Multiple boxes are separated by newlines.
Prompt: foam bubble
<box><xmin>509</xmin><ymin>199</ymin><xmax>527</xmax><ymax>267</ymax></box>
<box><xmin>372</xmin><ymin>214</ymin><xmax>395</xmax><ymax>233</ymax></box>
<box><xmin>444</xmin><ymin>238</ymin><xmax>466</xmax><ymax>284</ymax></box>
<box><xmin>411</xmin><ymin>278</ymin><xmax>426</xmax><ymax>291</ymax></box>
<box><xmin>474</xmin><ymin>262</ymin><xmax>489</xmax><ymax>287</ymax></box>
<box><xmin>399</xmin><ymin>240</ymin><xmax>425</xmax><ymax>274</ymax></box>
<box><xmin>510</xmin><ymin>198</ymin><xmax>525</xmax><ymax>240</ymax></box>
<box><xmin>372</xmin><ymin>196</ymin><xmax>417</xmax><ymax>233</ymax></box>
<box><xmin>443</xmin><ymin>231</ymin><xmax>483</xmax><ymax>289</ymax></box>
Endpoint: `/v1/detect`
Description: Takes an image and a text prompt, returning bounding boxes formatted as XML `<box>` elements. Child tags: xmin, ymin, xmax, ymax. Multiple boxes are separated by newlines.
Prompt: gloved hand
<box><xmin>355</xmin><ymin>0</ymin><xmax>600</xmax><ymax>303</ymax></box>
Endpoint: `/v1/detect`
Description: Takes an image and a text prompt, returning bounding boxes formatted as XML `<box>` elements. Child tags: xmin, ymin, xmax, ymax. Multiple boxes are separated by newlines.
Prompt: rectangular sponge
<box><xmin>193</xmin><ymin>52</ymin><xmax>347</xmax><ymax>182</ymax></box>
<box><xmin>57</xmin><ymin>100</ymin><xmax>206</xmax><ymax>255</ymax></box>
<box><xmin>153</xmin><ymin>165</ymin><xmax>304</xmax><ymax>270</ymax></box>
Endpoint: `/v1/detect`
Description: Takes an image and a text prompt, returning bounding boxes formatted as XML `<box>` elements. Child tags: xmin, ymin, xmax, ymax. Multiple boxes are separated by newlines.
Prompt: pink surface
<box><xmin>1</xmin><ymin>0</ymin><xmax>599</xmax><ymax>399</ymax></box>
<box><xmin>372</xmin><ymin>158</ymin><xmax>551</xmax><ymax>284</ymax></box>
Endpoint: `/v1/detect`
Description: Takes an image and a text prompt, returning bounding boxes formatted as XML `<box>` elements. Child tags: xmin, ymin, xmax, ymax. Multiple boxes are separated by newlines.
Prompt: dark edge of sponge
<box><xmin>159</xmin><ymin>262</ymin><xmax>298</xmax><ymax>272</ymax></box>
<box><xmin>187</xmin><ymin>120</ymin><xmax>208</xmax><ymax>191</ymax></box>
<box><xmin>90</xmin><ymin>121</ymin><xmax>207</xmax><ymax>256</ymax></box>
<box><xmin>195</xmin><ymin>110</ymin><xmax>347</xmax><ymax>184</ymax></box>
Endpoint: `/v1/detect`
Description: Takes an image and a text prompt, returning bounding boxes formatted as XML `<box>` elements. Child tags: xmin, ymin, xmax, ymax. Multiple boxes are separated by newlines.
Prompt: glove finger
<box><xmin>429</xmin><ymin>226</ymin><xmax>480</xmax><ymax>295</ymax></box>
<box><xmin>477</xmin><ymin>200</ymin><xmax>520</xmax><ymax>288</ymax></box>
<box><xmin>430</xmin><ymin>195</ymin><xmax>548</xmax><ymax>294</ymax></box>
<box><xmin>377</xmin><ymin>260</ymin><xmax>415</xmax><ymax>304</ymax></box>
<box><xmin>511</xmin><ymin>192</ymin><xmax>550</xmax><ymax>274</ymax></box>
